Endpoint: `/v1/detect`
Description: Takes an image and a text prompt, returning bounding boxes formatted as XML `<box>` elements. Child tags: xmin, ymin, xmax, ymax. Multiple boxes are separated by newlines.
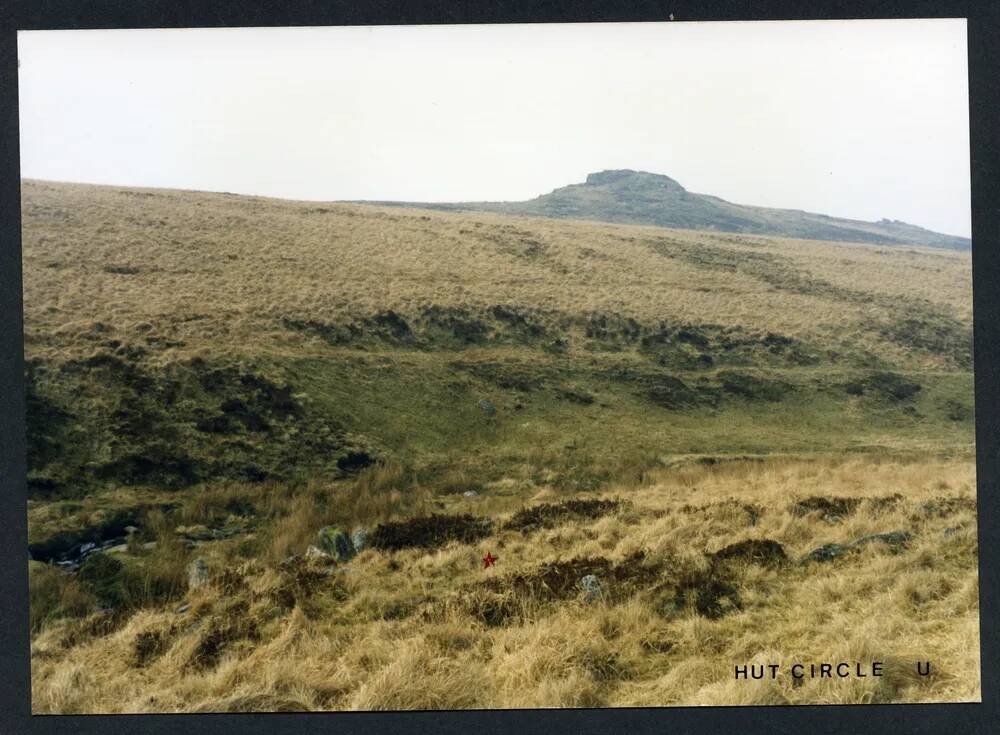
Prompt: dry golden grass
<box><xmin>22</xmin><ymin>179</ymin><xmax>977</xmax><ymax>712</ymax></box>
<box><xmin>29</xmin><ymin>456</ymin><xmax>979</xmax><ymax>712</ymax></box>
<box><xmin>22</xmin><ymin>179</ymin><xmax>970</xmax><ymax>368</ymax></box>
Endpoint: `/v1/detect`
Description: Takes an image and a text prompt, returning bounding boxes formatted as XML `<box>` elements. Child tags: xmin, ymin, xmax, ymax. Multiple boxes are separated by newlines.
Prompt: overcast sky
<box><xmin>18</xmin><ymin>20</ymin><xmax>970</xmax><ymax>237</ymax></box>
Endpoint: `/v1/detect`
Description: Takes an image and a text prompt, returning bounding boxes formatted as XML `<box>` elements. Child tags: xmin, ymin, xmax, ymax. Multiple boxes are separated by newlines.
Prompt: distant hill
<box><xmin>360</xmin><ymin>169</ymin><xmax>970</xmax><ymax>251</ymax></box>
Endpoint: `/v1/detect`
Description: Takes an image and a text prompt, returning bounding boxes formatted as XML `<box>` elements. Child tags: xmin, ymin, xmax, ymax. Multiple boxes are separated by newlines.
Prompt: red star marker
<box><xmin>482</xmin><ymin>551</ymin><xmax>498</xmax><ymax>568</ymax></box>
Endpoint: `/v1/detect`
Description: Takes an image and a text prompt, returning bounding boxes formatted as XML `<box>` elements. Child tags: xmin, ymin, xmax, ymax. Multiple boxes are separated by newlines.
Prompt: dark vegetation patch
<box><xmin>844</xmin><ymin>371</ymin><xmax>921</xmax><ymax>401</ymax></box>
<box><xmin>942</xmin><ymin>399</ymin><xmax>973</xmax><ymax>422</ymax></box>
<box><xmin>25</xmin><ymin>364</ymin><xmax>73</xmax><ymax>495</ymax></box>
<box><xmin>710</xmin><ymin>539</ymin><xmax>787</xmax><ymax>567</ymax></box>
<box><xmin>451</xmin><ymin>360</ymin><xmax>547</xmax><ymax>392</ymax></box>
<box><xmin>503</xmin><ymin>498</ymin><xmax>625</xmax><ymax>534</ymax></box>
<box><xmin>679</xmin><ymin>499</ymin><xmax>762</xmax><ymax>526</ymax></box>
<box><xmin>557</xmin><ymin>388</ymin><xmax>595</xmax><ymax>405</ymax></box>
<box><xmin>602</xmin><ymin>364</ymin><xmax>795</xmax><ymax>410</ymax></box>
<box><xmin>132</xmin><ymin>626</ymin><xmax>178</xmax><ymax>667</ymax></box>
<box><xmin>368</xmin><ymin>514</ymin><xmax>493</xmax><ymax>551</ymax></box>
<box><xmin>866</xmin><ymin>493</ymin><xmax>905</xmax><ymax>514</ymax></box>
<box><xmin>337</xmin><ymin>451</ymin><xmax>375</xmax><ymax>474</ymax></box>
<box><xmin>73</xmin><ymin>550</ymin><xmax>186</xmax><ymax>612</ymax></box>
<box><xmin>283</xmin><ymin>301</ymin><xmax>825</xmax><ymax>372</ymax></box>
<box><xmin>479</xmin><ymin>552</ymin><xmax>662</xmax><ymax>605</ymax></box>
<box><xmin>102</xmin><ymin>264</ymin><xmax>145</xmax><ymax>275</ymax></box>
<box><xmin>642</xmin><ymin>375</ymin><xmax>720</xmax><ymax>409</ymax></box>
<box><xmin>802</xmin><ymin>531</ymin><xmax>912</xmax><ymax>564</ymax></box>
<box><xmin>879</xmin><ymin>311</ymin><xmax>973</xmax><ymax>369</ymax></box>
<box><xmin>76</xmin><ymin>552</ymin><xmax>130</xmax><ymax>608</ymax></box>
<box><xmin>791</xmin><ymin>496</ymin><xmax>862</xmax><ymax>522</ymax></box>
<box><xmin>583</xmin><ymin>313</ymin><xmax>643</xmax><ymax>350</ymax></box>
<box><xmin>669</xmin><ymin>568</ymin><xmax>742</xmax><ymax>619</ymax></box>
<box><xmin>420</xmin><ymin>305</ymin><xmax>489</xmax><ymax>345</ymax></box>
<box><xmin>467</xmin><ymin>550</ymin><xmax>742</xmax><ymax>625</ymax></box>
<box><xmin>637</xmin><ymin>322</ymin><xmax>819</xmax><ymax>369</ymax></box>
<box><xmin>28</xmin><ymin>562</ymin><xmax>95</xmax><ymax>633</ymax></box>
<box><xmin>280</xmin><ymin>317</ymin><xmax>361</xmax><ymax>346</ymax></box>
<box><xmin>718</xmin><ymin>371</ymin><xmax>790</xmax><ymax>402</ymax></box>
<box><xmin>187</xmin><ymin>599</ymin><xmax>260</xmax><ymax>670</ymax></box>
<box><xmin>919</xmin><ymin>496</ymin><xmax>977</xmax><ymax>518</ymax></box>
<box><xmin>460</xmin><ymin>588</ymin><xmax>522</xmax><ymax>628</ymax></box>
<box><xmin>579</xmin><ymin>311</ymin><xmax>820</xmax><ymax>368</ymax></box>
<box><xmin>272</xmin><ymin>556</ymin><xmax>348</xmax><ymax>615</ymax></box>
<box><xmin>575</xmin><ymin>650</ymin><xmax>627</xmax><ymax>681</ymax></box>
<box><xmin>25</xmin><ymin>351</ymin><xmax>378</xmax><ymax>496</ymax></box>
<box><xmin>57</xmin><ymin>609</ymin><xmax>129</xmax><ymax>649</ymax></box>
<box><xmin>284</xmin><ymin>304</ymin><xmax>551</xmax><ymax>351</ymax></box>
<box><xmin>456</xmin><ymin>552</ymin><xmax>666</xmax><ymax>627</ymax></box>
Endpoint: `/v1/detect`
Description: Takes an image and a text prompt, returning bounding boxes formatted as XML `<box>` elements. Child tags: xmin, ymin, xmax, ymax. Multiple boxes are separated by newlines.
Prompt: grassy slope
<box><xmin>22</xmin><ymin>179</ymin><xmax>978</xmax><ymax>710</ymax></box>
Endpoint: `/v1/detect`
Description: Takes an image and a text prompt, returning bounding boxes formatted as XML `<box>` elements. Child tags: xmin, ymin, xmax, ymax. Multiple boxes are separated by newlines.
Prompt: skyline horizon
<box><xmin>17</xmin><ymin>21</ymin><xmax>971</xmax><ymax>238</ymax></box>
<box><xmin>20</xmin><ymin>166</ymin><xmax>973</xmax><ymax>241</ymax></box>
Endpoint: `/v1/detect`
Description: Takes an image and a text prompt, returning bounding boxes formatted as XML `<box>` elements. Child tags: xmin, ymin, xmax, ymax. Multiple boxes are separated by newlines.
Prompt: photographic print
<box><xmin>19</xmin><ymin>20</ymin><xmax>978</xmax><ymax>712</ymax></box>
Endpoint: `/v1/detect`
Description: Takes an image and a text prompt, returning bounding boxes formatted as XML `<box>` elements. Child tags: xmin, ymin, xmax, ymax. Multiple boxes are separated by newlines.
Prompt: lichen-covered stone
<box><xmin>316</xmin><ymin>525</ymin><xmax>355</xmax><ymax>562</ymax></box>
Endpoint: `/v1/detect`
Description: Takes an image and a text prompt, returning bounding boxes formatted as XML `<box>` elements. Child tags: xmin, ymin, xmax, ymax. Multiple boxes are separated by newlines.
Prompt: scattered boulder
<box><xmin>477</xmin><ymin>399</ymin><xmax>497</xmax><ymax>416</ymax></box>
<box><xmin>463</xmin><ymin>490</ymin><xmax>479</xmax><ymax>498</ymax></box>
<box><xmin>802</xmin><ymin>531</ymin><xmax>912</xmax><ymax>563</ymax></box>
<box><xmin>351</xmin><ymin>528</ymin><xmax>368</xmax><ymax>552</ymax></box>
<box><xmin>187</xmin><ymin>558</ymin><xmax>209</xmax><ymax>590</ymax></box>
<box><xmin>316</xmin><ymin>526</ymin><xmax>356</xmax><ymax>562</ymax></box>
<box><xmin>711</xmin><ymin>539</ymin><xmax>787</xmax><ymax>566</ymax></box>
<box><xmin>579</xmin><ymin>574</ymin><xmax>605</xmax><ymax>603</ymax></box>
<box><xmin>304</xmin><ymin>545</ymin><xmax>330</xmax><ymax>560</ymax></box>
<box><xmin>802</xmin><ymin>543</ymin><xmax>852</xmax><ymax>563</ymax></box>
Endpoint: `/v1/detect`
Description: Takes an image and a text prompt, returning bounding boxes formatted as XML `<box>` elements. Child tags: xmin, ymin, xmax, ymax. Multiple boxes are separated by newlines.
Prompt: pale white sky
<box><xmin>18</xmin><ymin>20</ymin><xmax>971</xmax><ymax>237</ymax></box>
